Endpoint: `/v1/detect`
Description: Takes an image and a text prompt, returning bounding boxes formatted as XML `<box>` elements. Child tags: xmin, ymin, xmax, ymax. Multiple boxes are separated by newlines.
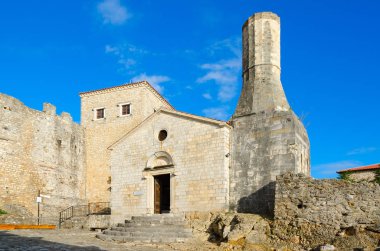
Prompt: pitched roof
<box><xmin>336</xmin><ymin>163</ymin><xmax>380</xmax><ymax>173</ymax></box>
<box><xmin>79</xmin><ymin>81</ymin><xmax>174</xmax><ymax>109</ymax></box>
<box><xmin>108</xmin><ymin>108</ymin><xmax>231</xmax><ymax>150</ymax></box>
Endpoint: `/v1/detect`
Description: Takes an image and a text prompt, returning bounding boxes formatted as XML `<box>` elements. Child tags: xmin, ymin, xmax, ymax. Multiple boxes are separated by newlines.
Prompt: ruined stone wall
<box><xmin>80</xmin><ymin>82</ymin><xmax>172</xmax><ymax>203</ymax></box>
<box><xmin>274</xmin><ymin>173</ymin><xmax>380</xmax><ymax>247</ymax></box>
<box><xmin>0</xmin><ymin>94</ymin><xmax>86</xmax><ymax>220</ymax></box>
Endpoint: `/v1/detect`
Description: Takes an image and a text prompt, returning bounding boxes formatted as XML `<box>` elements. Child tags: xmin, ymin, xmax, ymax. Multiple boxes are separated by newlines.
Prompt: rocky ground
<box><xmin>186</xmin><ymin>212</ymin><xmax>380</xmax><ymax>250</ymax></box>
<box><xmin>1</xmin><ymin>212</ymin><xmax>379</xmax><ymax>250</ymax></box>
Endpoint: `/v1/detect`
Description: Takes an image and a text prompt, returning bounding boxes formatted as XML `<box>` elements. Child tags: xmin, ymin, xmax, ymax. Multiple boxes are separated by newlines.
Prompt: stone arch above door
<box><xmin>146</xmin><ymin>151</ymin><xmax>174</xmax><ymax>169</ymax></box>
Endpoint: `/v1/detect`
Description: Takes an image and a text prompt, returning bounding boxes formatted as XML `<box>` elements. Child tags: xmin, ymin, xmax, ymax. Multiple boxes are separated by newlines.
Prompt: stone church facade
<box><xmin>0</xmin><ymin>12</ymin><xmax>310</xmax><ymax>222</ymax></box>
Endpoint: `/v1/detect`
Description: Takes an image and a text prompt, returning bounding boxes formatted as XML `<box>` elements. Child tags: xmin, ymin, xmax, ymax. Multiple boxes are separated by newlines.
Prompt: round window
<box><xmin>158</xmin><ymin>130</ymin><xmax>168</xmax><ymax>141</ymax></box>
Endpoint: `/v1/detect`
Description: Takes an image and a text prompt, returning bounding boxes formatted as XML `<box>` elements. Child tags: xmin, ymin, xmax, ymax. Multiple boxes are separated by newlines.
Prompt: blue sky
<box><xmin>1</xmin><ymin>0</ymin><xmax>379</xmax><ymax>179</ymax></box>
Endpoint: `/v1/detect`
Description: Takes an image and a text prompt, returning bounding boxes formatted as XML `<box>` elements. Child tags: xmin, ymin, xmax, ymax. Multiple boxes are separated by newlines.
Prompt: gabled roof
<box><xmin>79</xmin><ymin>81</ymin><xmax>174</xmax><ymax>110</ymax></box>
<box><xmin>108</xmin><ymin>108</ymin><xmax>231</xmax><ymax>150</ymax></box>
<box><xmin>336</xmin><ymin>163</ymin><xmax>380</xmax><ymax>173</ymax></box>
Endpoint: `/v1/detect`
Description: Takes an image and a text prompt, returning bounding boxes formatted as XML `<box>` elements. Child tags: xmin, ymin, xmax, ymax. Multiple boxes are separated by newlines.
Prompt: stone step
<box><xmin>128</xmin><ymin>216</ymin><xmax>184</xmax><ymax>224</ymax></box>
<box><xmin>131</xmin><ymin>214</ymin><xmax>180</xmax><ymax>219</ymax></box>
<box><xmin>119</xmin><ymin>221</ymin><xmax>188</xmax><ymax>227</ymax></box>
<box><xmin>96</xmin><ymin>234</ymin><xmax>187</xmax><ymax>243</ymax></box>
<box><xmin>103</xmin><ymin>229</ymin><xmax>192</xmax><ymax>238</ymax></box>
<box><xmin>111</xmin><ymin>226</ymin><xmax>192</xmax><ymax>233</ymax></box>
<box><xmin>98</xmin><ymin>214</ymin><xmax>192</xmax><ymax>243</ymax></box>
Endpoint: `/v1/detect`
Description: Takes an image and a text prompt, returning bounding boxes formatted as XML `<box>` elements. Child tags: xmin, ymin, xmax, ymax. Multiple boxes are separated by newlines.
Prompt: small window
<box><xmin>158</xmin><ymin>130</ymin><xmax>168</xmax><ymax>141</ymax></box>
<box><xmin>95</xmin><ymin>108</ymin><xmax>105</xmax><ymax>119</ymax></box>
<box><xmin>121</xmin><ymin>104</ymin><xmax>131</xmax><ymax>116</ymax></box>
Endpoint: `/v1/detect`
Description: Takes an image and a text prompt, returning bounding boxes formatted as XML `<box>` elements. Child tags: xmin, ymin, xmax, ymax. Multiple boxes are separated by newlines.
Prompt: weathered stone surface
<box><xmin>0</xmin><ymin>93</ymin><xmax>86</xmax><ymax>221</ymax></box>
<box><xmin>60</xmin><ymin>216</ymin><xmax>88</xmax><ymax>229</ymax></box>
<box><xmin>230</xmin><ymin>12</ymin><xmax>310</xmax><ymax>216</ymax></box>
<box><xmin>186</xmin><ymin>212</ymin><xmax>270</xmax><ymax>245</ymax></box>
<box><xmin>231</xmin><ymin>111</ymin><xmax>310</xmax><ymax>216</ymax></box>
<box><xmin>88</xmin><ymin>215</ymin><xmax>111</xmax><ymax>230</ymax></box>
<box><xmin>80</xmin><ymin>81</ymin><xmax>173</xmax><ymax>204</ymax></box>
<box><xmin>109</xmin><ymin>110</ymin><xmax>231</xmax><ymax>223</ymax></box>
<box><xmin>346</xmin><ymin>170</ymin><xmax>377</xmax><ymax>182</ymax></box>
<box><xmin>274</xmin><ymin>173</ymin><xmax>380</xmax><ymax>248</ymax></box>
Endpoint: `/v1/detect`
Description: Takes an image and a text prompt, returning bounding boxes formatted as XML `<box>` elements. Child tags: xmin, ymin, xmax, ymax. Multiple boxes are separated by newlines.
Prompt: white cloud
<box><xmin>131</xmin><ymin>73</ymin><xmax>170</xmax><ymax>94</ymax></box>
<box><xmin>117</xmin><ymin>58</ymin><xmax>136</xmax><ymax>69</ymax></box>
<box><xmin>105</xmin><ymin>43</ymin><xmax>148</xmax><ymax>71</ymax></box>
<box><xmin>207</xmin><ymin>38</ymin><xmax>241</xmax><ymax>58</ymax></box>
<box><xmin>196</xmin><ymin>38</ymin><xmax>241</xmax><ymax>102</ymax></box>
<box><xmin>202</xmin><ymin>93</ymin><xmax>212</xmax><ymax>100</ymax></box>
<box><xmin>347</xmin><ymin>147</ymin><xmax>376</xmax><ymax>156</ymax></box>
<box><xmin>97</xmin><ymin>0</ymin><xmax>130</xmax><ymax>25</ymax></box>
<box><xmin>312</xmin><ymin>160</ymin><xmax>362</xmax><ymax>178</ymax></box>
<box><xmin>202</xmin><ymin>107</ymin><xmax>230</xmax><ymax>121</ymax></box>
<box><xmin>197</xmin><ymin>58</ymin><xmax>240</xmax><ymax>102</ymax></box>
<box><xmin>105</xmin><ymin>45</ymin><xmax>119</xmax><ymax>53</ymax></box>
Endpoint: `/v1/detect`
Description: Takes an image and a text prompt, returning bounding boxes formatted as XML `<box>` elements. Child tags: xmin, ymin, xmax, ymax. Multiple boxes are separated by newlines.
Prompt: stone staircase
<box><xmin>96</xmin><ymin>214</ymin><xmax>193</xmax><ymax>243</ymax></box>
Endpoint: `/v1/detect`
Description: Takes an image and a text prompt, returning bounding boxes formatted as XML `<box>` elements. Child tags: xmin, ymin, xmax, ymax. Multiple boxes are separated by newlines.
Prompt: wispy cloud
<box><xmin>347</xmin><ymin>147</ymin><xmax>376</xmax><ymax>156</ymax></box>
<box><xmin>207</xmin><ymin>38</ymin><xmax>241</xmax><ymax>58</ymax></box>
<box><xmin>202</xmin><ymin>93</ymin><xmax>212</xmax><ymax>100</ymax></box>
<box><xmin>312</xmin><ymin>160</ymin><xmax>362</xmax><ymax>178</ymax></box>
<box><xmin>97</xmin><ymin>0</ymin><xmax>130</xmax><ymax>25</ymax></box>
<box><xmin>131</xmin><ymin>73</ymin><xmax>170</xmax><ymax>94</ymax></box>
<box><xmin>105</xmin><ymin>43</ymin><xmax>147</xmax><ymax>72</ymax></box>
<box><xmin>197</xmin><ymin>38</ymin><xmax>241</xmax><ymax>102</ymax></box>
<box><xmin>202</xmin><ymin>106</ymin><xmax>230</xmax><ymax>121</ymax></box>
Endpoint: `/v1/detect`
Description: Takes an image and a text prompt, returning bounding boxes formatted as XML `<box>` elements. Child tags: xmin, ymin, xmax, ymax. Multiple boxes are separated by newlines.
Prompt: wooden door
<box><xmin>154</xmin><ymin>178</ymin><xmax>161</xmax><ymax>214</ymax></box>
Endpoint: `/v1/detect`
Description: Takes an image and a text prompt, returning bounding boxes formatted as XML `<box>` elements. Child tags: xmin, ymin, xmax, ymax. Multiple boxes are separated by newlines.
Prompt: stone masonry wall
<box><xmin>230</xmin><ymin>111</ymin><xmax>309</xmax><ymax>216</ymax></box>
<box><xmin>80</xmin><ymin>82</ymin><xmax>172</xmax><ymax>204</ymax></box>
<box><xmin>349</xmin><ymin>170</ymin><xmax>377</xmax><ymax>182</ymax></box>
<box><xmin>0</xmin><ymin>94</ymin><xmax>86</xmax><ymax>221</ymax></box>
<box><xmin>110</xmin><ymin>111</ymin><xmax>230</xmax><ymax>224</ymax></box>
<box><xmin>274</xmin><ymin>173</ymin><xmax>380</xmax><ymax>247</ymax></box>
<box><xmin>230</xmin><ymin>12</ymin><xmax>310</xmax><ymax>216</ymax></box>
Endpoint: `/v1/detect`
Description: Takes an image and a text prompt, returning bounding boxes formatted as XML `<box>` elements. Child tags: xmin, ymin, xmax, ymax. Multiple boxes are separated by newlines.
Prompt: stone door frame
<box><xmin>143</xmin><ymin>167</ymin><xmax>175</xmax><ymax>215</ymax></box>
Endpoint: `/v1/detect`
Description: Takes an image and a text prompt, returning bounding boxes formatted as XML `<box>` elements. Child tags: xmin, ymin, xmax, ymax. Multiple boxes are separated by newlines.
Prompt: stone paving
<box><xmin>0</xmin><ymin>229</ymin><xmax>220</xmax><ymax>251</ymax></box>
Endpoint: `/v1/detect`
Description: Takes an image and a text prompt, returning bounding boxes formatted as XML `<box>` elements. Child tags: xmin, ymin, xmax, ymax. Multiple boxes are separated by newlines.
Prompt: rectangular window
<box><xmin>96</xmin><ymin>108</ymin><xmax>105</xmax><ymax>119</ymax></box>
<box><xmin>121</xmin><ymin>104</ymin><xmax>131</xmax><ymax>115</ymax></box>
<box><xmin>119</xmin><ymin>103</ymin><xmax>131</xmax><ymax>117</ymax></box>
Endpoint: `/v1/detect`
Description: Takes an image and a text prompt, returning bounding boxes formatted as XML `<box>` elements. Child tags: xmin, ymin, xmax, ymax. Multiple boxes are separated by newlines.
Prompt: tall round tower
<box><xmin>230</xmin><ymin>12</ymin><xmax>310</xmax><ymax>215</ymax></box>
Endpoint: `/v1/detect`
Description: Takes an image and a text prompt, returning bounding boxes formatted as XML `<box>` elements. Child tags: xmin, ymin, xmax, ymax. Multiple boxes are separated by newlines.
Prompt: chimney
<box><xmin>234</xmin><ymin>12</ymin><xmax>290</xmax><ymax>117</ymax></box>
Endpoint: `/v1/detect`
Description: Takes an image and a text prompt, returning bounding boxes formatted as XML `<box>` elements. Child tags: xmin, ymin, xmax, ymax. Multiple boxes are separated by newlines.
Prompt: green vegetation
<box><xmin>374</xmin><ymin>169</ymin><xmax>380</xmax><ymax>185</ymax></box>
<box><xmin>0</xmin><ymin>209</ymin><xmax>7</xmax><ymax>215</ymax></box>
<box><xmin>338</xmin><ymin>171</ymin><xmax>354</xmax><ymax>182</ymax></box>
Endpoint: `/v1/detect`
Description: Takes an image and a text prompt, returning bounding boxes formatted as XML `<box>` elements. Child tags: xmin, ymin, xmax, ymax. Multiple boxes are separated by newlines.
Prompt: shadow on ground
<box><xmin>0</xmin><ymin>231</ymin><xmax>105</xmax><ymax>251</ymax></box>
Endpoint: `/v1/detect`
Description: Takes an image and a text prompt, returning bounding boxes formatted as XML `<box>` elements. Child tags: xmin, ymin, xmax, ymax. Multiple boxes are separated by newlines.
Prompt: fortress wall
<box><xmin>274</xmin><ymin>173</ymin><xmax>380</xmax><ymax>247</ymax></box>
<box><xmin>0</xmin><ymin>94</ymin><xmax>86</xmax><ymax>221</ymax></box>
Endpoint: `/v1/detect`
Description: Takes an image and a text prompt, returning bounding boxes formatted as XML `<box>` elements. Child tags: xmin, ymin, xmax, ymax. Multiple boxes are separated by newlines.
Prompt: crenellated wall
<box><xmin>0</xmin><ymin>93</ymin><xmax>86</xmax><ymax>222</ymax></box>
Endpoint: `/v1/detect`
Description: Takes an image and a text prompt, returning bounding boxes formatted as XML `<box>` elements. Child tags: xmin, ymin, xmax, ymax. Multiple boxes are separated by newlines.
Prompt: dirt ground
<box><xmin>0</xmin><ymin>229</ymin><xmax>225</xmax><ymax>251</ymax></box>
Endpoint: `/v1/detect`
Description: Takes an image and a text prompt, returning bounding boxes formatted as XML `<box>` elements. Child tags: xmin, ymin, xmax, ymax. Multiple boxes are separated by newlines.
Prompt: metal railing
<box><xmin>58</xmin><ymin>202</ymin><xmax>110</xmax><ymax>228</ymax></box>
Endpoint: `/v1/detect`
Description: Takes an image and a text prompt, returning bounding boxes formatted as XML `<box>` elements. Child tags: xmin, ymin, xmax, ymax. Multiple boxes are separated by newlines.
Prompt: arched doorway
<box><xmin>145</xmin><ymin>151</ymin><xmax>174</xmax><ymax>214</ymax></box>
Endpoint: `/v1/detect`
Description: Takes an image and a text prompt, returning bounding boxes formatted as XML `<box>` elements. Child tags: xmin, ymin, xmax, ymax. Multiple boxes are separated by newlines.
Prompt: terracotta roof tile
<box><xmin>336</xmin><ymin>163</ymin><xmax>380</xmax><ymax>173</ymax></box>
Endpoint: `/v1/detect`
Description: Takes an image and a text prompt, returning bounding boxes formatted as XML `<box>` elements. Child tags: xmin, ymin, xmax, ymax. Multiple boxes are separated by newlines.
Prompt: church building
<box><xmin>80</xmin><ymin>12</ymin><xmax>310</xmax><ymax>223</ymax></box>
<box><xmin>0</xmin><ymin>12</ymin><xmax>310</xmax><ymax>223</ymax></box>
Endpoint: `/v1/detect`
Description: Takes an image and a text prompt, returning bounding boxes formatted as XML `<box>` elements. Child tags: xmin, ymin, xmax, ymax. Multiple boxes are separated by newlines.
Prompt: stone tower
<box><xmin>230</xmin><ymin>12</ymin><xmax>310</xmax><ymax>215</ymax></box>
